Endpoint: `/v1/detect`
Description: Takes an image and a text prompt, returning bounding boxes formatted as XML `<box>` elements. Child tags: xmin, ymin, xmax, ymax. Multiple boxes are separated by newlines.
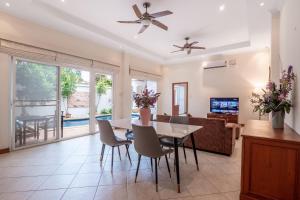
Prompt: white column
<box><xmin>121</xmin><ymin>52</ymin><xmax>132</xmax><ymax>118</ymax></box>
<box><xmin>270</xmin><ymin>11</ymin><xmax>281</xmax><ymax>83</ymax></box>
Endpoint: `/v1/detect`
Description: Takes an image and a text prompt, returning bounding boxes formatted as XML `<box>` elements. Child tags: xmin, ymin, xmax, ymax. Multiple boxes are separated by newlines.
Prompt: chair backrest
<box><xmin>169</xmin><ymin>116</ymin><xmax>189</xmax><ymax>124</ymax></box>
<box><xmin>132</xmin><ymin>124</ymin><xmax>163</xmax><ymax>158</ymax></box>
<box><xmin>97</xmin><ymin>120</ymin><xmax>116</xmax><ymax>146</ymax></box>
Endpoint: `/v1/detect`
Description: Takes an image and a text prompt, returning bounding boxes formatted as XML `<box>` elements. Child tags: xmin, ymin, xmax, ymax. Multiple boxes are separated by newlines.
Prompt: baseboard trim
<box><xmin>0</xmin><ymin>148</ymin><xmax>10</xmax><ymax>154</ymax></box>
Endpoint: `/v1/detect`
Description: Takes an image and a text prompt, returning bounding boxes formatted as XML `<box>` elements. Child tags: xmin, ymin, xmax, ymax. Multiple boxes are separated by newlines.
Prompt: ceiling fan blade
<box><xmin>173</xmin><ymin>45</ymin><xmax>183</xmax><ymax>49</ymax></box>
<box><xmin>132</xmin><ymin>4</ymin><xmax>142</xmax><ymax>19</ymax></box>
<box><xmin>171</xmin><ymin>49</ymin><xmax>183</xmax><ymax>53</ymax></box>
<box><xmin>190</xmin><ymin>46</ymin><xmax>206</xmax><ymax>49</ymax></box>
<box><xmin>138</xmin><ymin>25</ymin><xmax>149</xmax><ymax>34</ymax></box>
<box><xmin>152</xmin><ymin>20</ymin><xmax>168</xmax><ymax>31</ymax></box>
<box><xmin>151</xmin><ymin>10</ymin><xmax>173</xmax><ymax>18</ymax></box>
<box><xmin>117</xmin><ymin>20</ymin><xmax>141</xmax><ymax>24</ymax></box>
<box><xmin>189</xmin><ymin>41</ymin><xmax>199</xmax><ymax>46</ymax></box>
<box><xmin>187</xmin><ymin>49</ymin><xmax>192</xmax><ymax>54</ymax></box>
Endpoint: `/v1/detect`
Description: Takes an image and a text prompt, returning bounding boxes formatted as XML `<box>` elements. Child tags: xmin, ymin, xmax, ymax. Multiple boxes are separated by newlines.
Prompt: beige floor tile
<box><xmin>0</xmin><ymin>176</ymin><xmax>47</xmax><ymax>193</ymax></box>
<box><xmin>223</xmin><ymin>191</ymin><xmax>240</xmax><ymax>200</ymax></box>
<box><xmin>0</xmin><ymin>132</ymin><xmax>243</xmax><ymax>200</ymax></box>
<box><xmin>61</xmin><ymin>187</ymin><xmax>97</xmax><ymax>200</ymax></box>
<box><xmin>0</xmin><ymin>191</ymin><xmax>32</xmax><ymax>200</ymax></box>
<box><xmin>193</xmin><ymin>193</ymin><xmax>229</xmax><ymax>200</ymax></box>
<box><xmin>39</xmin><ymin>175</ymin><xmax>75</xmax><ymax>189</ymax></box>
<box><xmin>99</xmin><ymin>171</ymin><xmax>127</xmax><ymax>185</ymax></box>
<box><xmin>127</xmin><ymin>182</ymin><xmax>160</xmax><ymax>200</ymax></box>
<box><xmin>94</xmin><ymin>185</ymin><xmax>127</xmax><ymax>200</ymax></box>
<box><xmin>70</xmin><ymin>173</ymin><xmax>101</xmax><ymax>187</ymax></box>
<box><xmin>28</xmin><ymin>189</ymin><xmax>65</xmax><ymax>200</ymax></box>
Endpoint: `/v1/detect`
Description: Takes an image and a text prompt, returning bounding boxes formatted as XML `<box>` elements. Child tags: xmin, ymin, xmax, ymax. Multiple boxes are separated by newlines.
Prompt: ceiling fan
<box><xmin>117</xmin><ymin>2</ymin><xmax>173</xmax><ymax>34</ymax></box>
<box><xmin>171</xmin><ymin>37</ymin><xmax>206</xmax><ymax>55</ymax></box>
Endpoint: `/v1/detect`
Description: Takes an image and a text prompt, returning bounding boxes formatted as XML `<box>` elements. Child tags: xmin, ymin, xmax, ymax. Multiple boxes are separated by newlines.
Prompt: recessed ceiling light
<box><xmin>61</xmin><ymin>0</ymin><xmax>65</xmax><ymax>2</ymax></box>
<box><xmin>5</xmin><ymin>2</ymin><xmax>10</xmax><ymax>7</ymax></box>
<box><xmin>260</xmin><ymin>2</ymin><xmax>265</xmax><ymax>7</ymax></box>
<box><xmin>219</xmin><ymin>4</ymin><xmax>225</xmax><ymax>11</ymax></box>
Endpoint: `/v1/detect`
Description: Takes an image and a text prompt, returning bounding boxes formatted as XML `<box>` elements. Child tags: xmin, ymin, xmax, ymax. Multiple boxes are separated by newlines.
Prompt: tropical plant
<box><xmin>60</xmin><ymin>68</ymin><xmax>81</xmax><ymax>115</ymax></box>
<box><xmin>100</xmin><ymin>108</ymin><xmax>112</xmax><ymax>115</ymax></box>
<box><xmin>16</xmin><ymin>60</ymin><xmax>56</xmax><ymax>101</ymax></box>
<box><xmin>250</xmin><ymin>65</ymin><xmax>296</xmax><ymax>116</ymax></box>
<box><xmin>95</xmin><ymin>75</ymin><xmax>112</xmax><ymax>112</ymax></box>
<box><xmin>133</xmin><ymin>88</ymin><xmax>160</xmax><ymax>108</ymax></box>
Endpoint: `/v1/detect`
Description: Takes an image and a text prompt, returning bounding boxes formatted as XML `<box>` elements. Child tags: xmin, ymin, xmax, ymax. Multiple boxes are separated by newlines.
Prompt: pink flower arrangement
<box><xmin>250</xmin><ymin>65</ymin><xmax>296</xmax><ymax>115</ymax></box>
<box><xmin>133</xmin><ymin>88</ymin><xmax>160</xmax><ymax>108</ymax></box>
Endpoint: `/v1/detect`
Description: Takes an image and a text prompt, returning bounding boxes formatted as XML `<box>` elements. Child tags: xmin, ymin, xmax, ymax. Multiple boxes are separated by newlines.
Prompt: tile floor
<box><xmin>0</xmin><ymin>129</ymin><xmax>242</xmax><ymax>200</ymax></box>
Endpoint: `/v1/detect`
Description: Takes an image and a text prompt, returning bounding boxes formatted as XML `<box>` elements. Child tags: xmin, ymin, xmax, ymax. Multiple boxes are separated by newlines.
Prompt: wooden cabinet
<box><xmin>207</xmin><ymin>113</ymin><xmax>238</xmax><ymax>123</ymax></box>
<box><xmin>241</xmin><ymin>120</ymin><xmax>300</xmax><ymax>200</ymax></box>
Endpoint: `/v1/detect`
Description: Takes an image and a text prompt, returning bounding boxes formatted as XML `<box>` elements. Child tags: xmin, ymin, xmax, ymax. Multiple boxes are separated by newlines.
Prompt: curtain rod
<box><xmin>129</xmin><ymin>66</ymin><xmax>161</xmax><ymax>77</ymax></box>
<box><xmin>0</xmin><ymin>38</ymin><xmax>120</xmax><ymax>68</ymax></box>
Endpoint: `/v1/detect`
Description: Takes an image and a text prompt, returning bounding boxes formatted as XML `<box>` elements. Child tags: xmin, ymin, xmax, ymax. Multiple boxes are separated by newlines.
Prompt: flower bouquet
<box><xmin>250</xmin><ymin>66</ymin><xmax>296</xmax><ymax>128</ymax></box>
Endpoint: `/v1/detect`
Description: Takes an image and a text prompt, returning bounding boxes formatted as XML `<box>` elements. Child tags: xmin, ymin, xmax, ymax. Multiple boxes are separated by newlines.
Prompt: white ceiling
<box><xmin>0</xmin><ymin>0</ymin><xmax>282</xmax><ymax>63</ymax></box>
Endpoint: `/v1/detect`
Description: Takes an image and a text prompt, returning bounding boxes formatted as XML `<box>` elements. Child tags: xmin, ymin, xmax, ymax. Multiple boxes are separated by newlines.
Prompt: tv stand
<box><xmin>207</xmin><ymin>113</ymin><xmax>239</xmax><ymax>124</ymax></box>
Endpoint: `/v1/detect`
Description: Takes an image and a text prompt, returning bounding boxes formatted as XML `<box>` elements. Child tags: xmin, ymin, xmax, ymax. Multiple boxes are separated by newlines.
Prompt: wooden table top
<box><xmin>109</xmin><ymin>118</ymin><xmax>203</xmax><ymax>139</ymax></box>
<box><xmin>243</xmin><ymin>120</ymin><xmax>300</xmax><ymax>143</ymax></box>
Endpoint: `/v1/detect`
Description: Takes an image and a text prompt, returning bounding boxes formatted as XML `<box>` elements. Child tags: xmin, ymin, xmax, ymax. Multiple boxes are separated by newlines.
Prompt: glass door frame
<box><xmin>10</xmin><ymin>57</ymin><xmax>116</xmax><ymax>150</ymax></box>
<box><xmin>11</xmin><ymin>57</ymin><xmax>61</xmax><ymax>150</ymax></box>
<box><xmin>91</xmin><ymin>68</ymin><xmax>115</xmax><ymax>133</ymax></box>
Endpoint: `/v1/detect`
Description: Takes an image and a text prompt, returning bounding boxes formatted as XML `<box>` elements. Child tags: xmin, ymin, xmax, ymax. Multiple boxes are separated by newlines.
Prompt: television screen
<box><xmin>210</xmin><ymin>98</ymin><xmax>239</xmax><ymax>114</ymax></box>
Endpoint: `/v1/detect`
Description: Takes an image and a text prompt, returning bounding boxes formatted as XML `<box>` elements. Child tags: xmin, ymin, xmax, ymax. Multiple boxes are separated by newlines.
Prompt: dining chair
<box><xmin>97</xmin><ymin>120</ymin><xmax>132</xmax><ymax>172</ymax></box>
<box><xmin>159</xmin><ymin>116</ymin><xmax>189</xmax><ymax>163</ymax></box>
<box><xmin>125</xmin><ymin>114</ymin><xmax>154</xmax><ymax>171</ymax></box>
<box><xmin>132</xmin><ymin>124</ymin><xmax>172</xmax><ymax>192</ymax></box>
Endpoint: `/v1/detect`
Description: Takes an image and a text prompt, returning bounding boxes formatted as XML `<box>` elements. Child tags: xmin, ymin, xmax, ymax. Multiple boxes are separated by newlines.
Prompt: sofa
<box><xmin>155</xmin><ymin>115</ymin><xmax>236</xmax><ymax>156</ymax></box>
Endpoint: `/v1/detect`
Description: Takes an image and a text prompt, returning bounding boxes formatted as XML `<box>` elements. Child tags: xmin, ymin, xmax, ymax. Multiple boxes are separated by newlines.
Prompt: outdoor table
<box><xmin>16</xmin><ymin>115</ymin><xmax>51</xmax><ymax>145</ymax></box>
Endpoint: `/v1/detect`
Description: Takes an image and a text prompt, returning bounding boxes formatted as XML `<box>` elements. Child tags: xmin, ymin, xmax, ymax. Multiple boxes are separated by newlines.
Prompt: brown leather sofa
<box><xmin>155</xmin><ymin>115</ymin><xmax>236</xmax><ymax>156</ymax></box>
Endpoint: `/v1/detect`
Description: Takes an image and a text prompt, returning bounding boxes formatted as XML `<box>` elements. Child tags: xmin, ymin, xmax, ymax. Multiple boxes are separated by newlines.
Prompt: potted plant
<box><xmin>61</xmin><ymin>68</ymin><xmax>81</xmax><ymax>118</ymax></box>
<box><xmin>250</xmin><ymin>66</ymin><xmax>296</xmax><ymax>128</ymax></box>
<box><xmin>133</xmin><ymin>88</ymin><xmax>160</xmax><ymax>124</ymax></box>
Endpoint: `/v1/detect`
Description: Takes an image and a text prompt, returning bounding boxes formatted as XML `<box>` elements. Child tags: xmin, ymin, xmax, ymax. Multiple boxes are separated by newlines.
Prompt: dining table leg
<box><xmin>190</xmin><ymin>133</ymin><xmax>199</xmax><ymax>171</ymax></box>
<box><xmin>173</xmin><ymin>138</ymin><xmax>180</xmax><ymax>193</ymax></box>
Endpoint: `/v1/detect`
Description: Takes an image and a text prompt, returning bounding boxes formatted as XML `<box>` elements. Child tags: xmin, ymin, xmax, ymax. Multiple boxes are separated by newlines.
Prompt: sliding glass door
<box><xmin>60</xmin><ymin>67</ymin><xmax>90</xmax><ymax>139</ymax></box>
<box><xmin>12</xmin><ymin>59</ymin><xmax>115</xmax><ymax>149</ymax></box>
<box><xmin>94</xmin><ymin>73</ymin><xmax>113</xmax><ymax>131</ymax></box>
<box><xmin>13</xmin><ymin>59</ymin><xmax>59</xmax><ymax>148</ymax></box>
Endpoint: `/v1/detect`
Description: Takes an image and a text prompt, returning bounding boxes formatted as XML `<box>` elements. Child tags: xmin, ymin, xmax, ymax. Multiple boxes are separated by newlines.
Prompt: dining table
<box><xmin>109</xmin><ymin>118</ymin><xmax>203</xmax><ymax>193</ymax></box>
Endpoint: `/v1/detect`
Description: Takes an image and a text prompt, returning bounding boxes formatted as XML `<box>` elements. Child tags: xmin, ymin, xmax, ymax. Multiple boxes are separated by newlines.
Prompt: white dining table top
<box><xmin>109</xmin><ymin>118</ymin><xmax>203</xmax><ymax>139</ymax></box>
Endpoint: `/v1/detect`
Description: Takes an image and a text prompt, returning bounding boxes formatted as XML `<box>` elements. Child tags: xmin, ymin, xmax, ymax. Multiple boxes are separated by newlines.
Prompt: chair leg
<box><xmin>182</xmin><ymin>144</ymin><xmax>187</xmax><ymax>164</ymax></box>
<box><xmin>100</xmin><ymin>144</ymin><xmax>106</xmax><ymax>162</ymax></box>
<box><xmin>165</xmin><ymin>155</ymin><xmax>171</xmax><ymax>178</ymax></box>
<box><xmin>135</xmin><ymin>154</ymin><xmax>141</xmax><ymax>183</ymax></box>
<box><xmin>111</xmin><ymin>147</ymin><xmax>114</xmax><ymax>173</ymax></box>
<box><xmin>150</xmin><ymin>158</ymin><xmax>153</xmax><ymax>172</ymax></box>
<box><xmin>125</xmin><ymin>144</ymin><xmax>132</xmax><ymax>165</ymax></box>
<box><xmin>117</xmin><ymin>146</ymin><xmax>121</xmax><ymax>161</ymax></box>
<box><xmin>155</xmin><ymin>158</ymin><xmax>158</xmax><ymax>192</ymax></box>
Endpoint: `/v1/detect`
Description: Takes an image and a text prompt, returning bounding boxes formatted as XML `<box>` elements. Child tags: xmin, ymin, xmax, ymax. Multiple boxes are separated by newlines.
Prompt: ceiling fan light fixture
<box><xmin>142</xmin><ymin>19</ymin><xmax>151</xmax><ymax>26</ymax></box>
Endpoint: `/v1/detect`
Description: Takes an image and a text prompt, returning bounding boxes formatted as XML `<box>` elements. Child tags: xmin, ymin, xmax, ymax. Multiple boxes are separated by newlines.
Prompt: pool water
<box><xmin>63</xmin><ymin>114</ymin><xmax>139</xmax><ymax>127</ymax></box>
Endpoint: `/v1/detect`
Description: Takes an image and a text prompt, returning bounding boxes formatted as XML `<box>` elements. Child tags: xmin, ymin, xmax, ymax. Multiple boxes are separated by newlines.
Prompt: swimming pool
<box><xmin>63</xmin><ymin>114</ymin><xmax>139</xmax><ymax>127</ymax></box>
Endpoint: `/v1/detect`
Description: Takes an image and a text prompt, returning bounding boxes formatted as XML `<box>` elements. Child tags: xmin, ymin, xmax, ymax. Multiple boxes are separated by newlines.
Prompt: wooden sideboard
<box><xmin>241</xmin><ymin>120</ymin><xmax>300</xmax><ymax>200</ymax></box>
<box><xmin>207</xmin><ymin>113</ymin><xmax>239</xmax><ymax>123</ymax></box>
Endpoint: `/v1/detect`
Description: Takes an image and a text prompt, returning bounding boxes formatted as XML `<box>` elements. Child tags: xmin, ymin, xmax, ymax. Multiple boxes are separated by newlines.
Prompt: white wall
<box><xmin>160</xmin><ymin>50</ymin><xmax>270</xmax><ymax>124</ymax></box>
<box><xmin>0</xmin><ymin>53</ymin><xmax>10</xmax><ymax>150</ymax></box>
<box><xmin>280</xmin><ymin>0</ymin><xmax>300</xmax><ymax>134</ymax></box>
<box><xmin>0</xmin><ymin>12</ymin><xmax>162</xmax><ymax>150</ymax></box>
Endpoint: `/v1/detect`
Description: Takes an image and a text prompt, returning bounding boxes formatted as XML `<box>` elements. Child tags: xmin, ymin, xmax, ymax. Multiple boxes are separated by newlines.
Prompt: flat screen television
<box><xmin>210</xmin><ymin>97</ymin><xmax>239</xmax><ymax>114</ymax></box>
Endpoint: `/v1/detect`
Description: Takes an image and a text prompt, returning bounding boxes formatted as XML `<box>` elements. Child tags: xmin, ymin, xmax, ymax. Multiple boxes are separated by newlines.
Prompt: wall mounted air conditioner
<box><xmin>203</xmin><ymin>60</ymin><xmax>227</xmax><ymax>70</ymax></box>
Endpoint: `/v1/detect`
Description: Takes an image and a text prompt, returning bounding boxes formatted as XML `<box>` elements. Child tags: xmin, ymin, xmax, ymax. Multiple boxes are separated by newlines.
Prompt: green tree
<box><xmin>16</xmin><ymin>61</ymin><xmax>57</xmax><ymax>101</ymax></box>
<box><xmin>96</xmin><ymin>75</ymin><xmax>112</xmax><ymax>113</ymax></box>
<box><xmin>61</xmin><ymin>68</ymin><xmax>81</xmax><ymax>114</ymax></box>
